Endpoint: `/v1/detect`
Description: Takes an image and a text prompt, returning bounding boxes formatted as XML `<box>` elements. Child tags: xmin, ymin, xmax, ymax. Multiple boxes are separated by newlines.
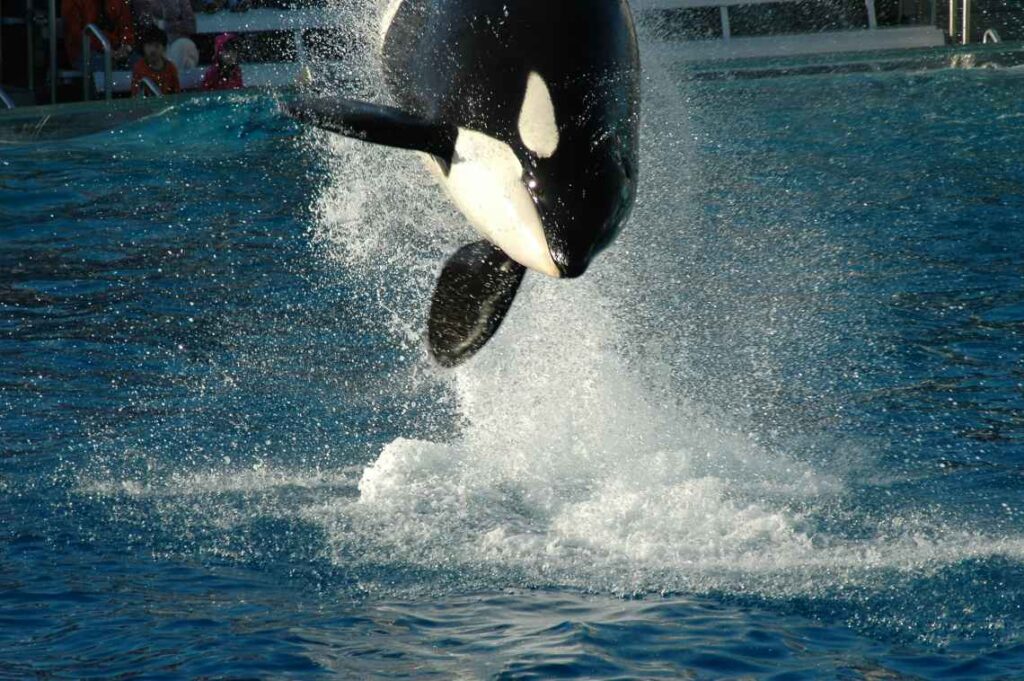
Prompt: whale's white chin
<box><xmin>427</xmin><ymin>129</ymin><xmax>561</xmax><ymax>279</ymax></box>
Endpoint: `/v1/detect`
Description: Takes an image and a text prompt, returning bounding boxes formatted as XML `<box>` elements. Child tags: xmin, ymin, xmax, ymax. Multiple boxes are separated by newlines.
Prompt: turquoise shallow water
<box><xmin>1</xmin><ymin>61</ymin><xmax>1023</xmax><ymax>678</ymax></box>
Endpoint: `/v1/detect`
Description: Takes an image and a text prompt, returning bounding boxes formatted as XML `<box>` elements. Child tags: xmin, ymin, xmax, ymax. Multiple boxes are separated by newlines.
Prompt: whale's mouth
<box><xmin>548</xmin><ymin>242</ymin><xmax>593</xmax><ymax>279</ymax></box>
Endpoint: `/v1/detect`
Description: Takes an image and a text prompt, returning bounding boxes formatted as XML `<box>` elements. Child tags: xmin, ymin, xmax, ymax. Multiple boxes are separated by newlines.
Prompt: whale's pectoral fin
<box><xmin>284</xmin><ymin>95</ymin><xmax>457</xmax><ymax>165</ymax></box>
<box><xmin>428</xmin><ymin>241</ymin><xmax>526</xmax><ymax>368</ymax></box>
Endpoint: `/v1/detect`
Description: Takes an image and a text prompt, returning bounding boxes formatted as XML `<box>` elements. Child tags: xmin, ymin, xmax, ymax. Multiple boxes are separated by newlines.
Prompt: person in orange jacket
<box><xmin>131</xmin><ymin>25</ymin><xmax>180</xmax><ymax>95</ymax></box>
<box><xmin>62</xmin><ymin>0</ymin><xmax>135</xmax><ymax>68</ymax></box>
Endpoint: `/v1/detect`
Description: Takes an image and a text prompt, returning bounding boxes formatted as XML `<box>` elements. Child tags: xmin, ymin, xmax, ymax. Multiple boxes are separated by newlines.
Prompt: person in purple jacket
<box><xmin>201</xmin><ymin>33</ymin><xmax>244</xmax><ymax>91</ymax></box>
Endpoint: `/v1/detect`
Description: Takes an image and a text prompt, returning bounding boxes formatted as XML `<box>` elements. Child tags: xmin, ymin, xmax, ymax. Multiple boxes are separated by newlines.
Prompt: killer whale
<box><xmin>287</xmin><ymin>0</ymin><xmax>640</xmax><ymax>366</ymax></box>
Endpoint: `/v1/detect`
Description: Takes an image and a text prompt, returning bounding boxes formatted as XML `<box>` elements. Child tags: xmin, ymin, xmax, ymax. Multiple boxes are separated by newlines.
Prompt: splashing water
<box><xmin>293</xmin><ymin>4</ymin><xmax>1024</xmax><ymax>609</ymax></box>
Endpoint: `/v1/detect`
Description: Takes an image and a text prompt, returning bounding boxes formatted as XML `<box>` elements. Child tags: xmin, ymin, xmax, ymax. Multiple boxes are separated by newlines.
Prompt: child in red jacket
<box><xmin>131</xmin><ymin>25</ymin><xmax>181</xmax><ymax>95</ymax></box>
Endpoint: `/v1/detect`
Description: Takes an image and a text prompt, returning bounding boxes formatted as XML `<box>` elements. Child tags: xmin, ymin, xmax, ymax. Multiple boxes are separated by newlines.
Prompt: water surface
<box><xmin>1</xmin><ymin>61</ymin><xmax>1023</xmax><ymax>679</ymax></box>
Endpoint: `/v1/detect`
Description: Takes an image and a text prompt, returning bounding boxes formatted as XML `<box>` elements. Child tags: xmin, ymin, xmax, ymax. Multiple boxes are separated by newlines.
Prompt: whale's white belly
<box><xmin>425</xmin><ymin>129</ymin><xmax>559</xmax><ymax>278</ymax></box>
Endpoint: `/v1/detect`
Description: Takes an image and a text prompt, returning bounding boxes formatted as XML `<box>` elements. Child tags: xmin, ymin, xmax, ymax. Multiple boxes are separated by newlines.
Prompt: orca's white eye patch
<box><xmin>518</xmin><ymin>71</ymin><xmax>559</xmax><ymax>158</ymax></box>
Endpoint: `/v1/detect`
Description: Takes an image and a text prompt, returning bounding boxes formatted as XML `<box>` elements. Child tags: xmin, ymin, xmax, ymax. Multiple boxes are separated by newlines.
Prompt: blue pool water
<box><xmin>2</xmin><ymin>57</ymin><xmax>1024</xmax><ymax>678</ymax></box>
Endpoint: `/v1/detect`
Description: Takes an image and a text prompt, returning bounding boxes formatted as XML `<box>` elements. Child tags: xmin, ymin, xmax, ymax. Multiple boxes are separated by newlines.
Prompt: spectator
<box><xmin>133</xmin><ymin>0</ymin><xmax>198</xmax><ymax>72</ymax></box>
<box><xmin>62</xmin><ymin>0</ymin><xmax>134</xmax><ymax>68</ymax></box>
<box><xmin>166</xmin><ymin>38</ymin><xmax>200</xmax><ymax>72</ymax></box>
<box><xmin>133</xmin><ymin>0</ymin><xmax>195</xmax><ymax>44</ymax></box>
<box><xmin>201</xmin><ymin>33</ymin><xmax>244</xmax><ymax>91</ymax></box>
<box><xmin>131</xmin><ymin>25</ymin><xmax>181</xmax><ymax>95</ymax></box>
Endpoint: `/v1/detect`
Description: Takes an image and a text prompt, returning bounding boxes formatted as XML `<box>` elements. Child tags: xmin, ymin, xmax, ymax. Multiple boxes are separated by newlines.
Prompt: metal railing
<box><xmin>82</xmin><ymin>23</ymin><xmax>113</xmax><ymax>101</ymax></box>
<box><xmin>961</xmin><ymin>0</ymin><xmax>972</xmax><ymax>45</ymax></box>
<box><xmin>44</xmin><ymin>12</ymin><xmax>118</xmax><ymax>104</ymax></box>
<box><xmin>0</xmin><ymin>86</ymin><xmax>16</xmax><ymax>109</ymax></box>
<box><xmin>982</xmin><ymin>28</ymin><xmax>1001</xmax><ymax>44</ymax></box>
<box><xmin>139</xmin><ymin>77</ymin><xmax>163</xmax><ymax>97</ymax></box>
<box><xmin>949</xmin><ymin>0</ymin><xmax>977</xmax><ymax>44</ymax></box>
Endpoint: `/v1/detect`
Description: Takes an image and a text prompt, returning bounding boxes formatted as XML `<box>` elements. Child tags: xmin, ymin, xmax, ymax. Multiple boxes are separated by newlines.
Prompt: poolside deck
<box><xmin>668</xmin><ymin>26</ymin><xmax>946</xmax><ymax>62</ymax></box>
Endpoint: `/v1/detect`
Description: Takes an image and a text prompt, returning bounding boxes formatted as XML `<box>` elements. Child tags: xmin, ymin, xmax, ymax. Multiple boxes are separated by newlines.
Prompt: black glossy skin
<box><xmin>381</xmin><ymin>0</ymin><xmax>641</xmax><ymax>278</ymax></box>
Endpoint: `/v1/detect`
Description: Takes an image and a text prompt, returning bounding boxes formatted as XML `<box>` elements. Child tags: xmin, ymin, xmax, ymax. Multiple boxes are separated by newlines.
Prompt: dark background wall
<box><xmin>643</xmin><ymin>0</ymin><xmax>878</xmax><ymax>39</ymax></box>
<box><xmin>960</xmin><ymin>1</ymin><xmax>1024</xmax><ymax>41</ymax></box>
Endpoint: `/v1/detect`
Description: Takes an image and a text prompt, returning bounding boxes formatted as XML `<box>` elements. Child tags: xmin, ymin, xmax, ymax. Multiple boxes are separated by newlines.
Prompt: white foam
<box><xmin>276</xmin><ymin>272</ymin><xmax>841</xmax><ymax>591</ymax></box>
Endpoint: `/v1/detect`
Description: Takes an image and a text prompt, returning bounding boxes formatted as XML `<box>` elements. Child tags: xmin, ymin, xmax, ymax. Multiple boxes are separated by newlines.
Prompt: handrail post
<box><xmin>82</xmin><ymin>31</ymin><xmax>91</xmax><ymax>100</ymax></box>
<box><xmin>961</xmin><ymin>0</ymin><xmax>971</xmax><ymax>44</ymax></box>
<box><xmin>82</xmin><ymin>23</ymin><xmax>112</xmax><ymax>101</ymax></box>
<box><xmin>49</xmin><ymin>0</ymin><xmax>57</xmax><ymax>103</ymax></box>
<box><xmin>949</xmin><ymin>0</ymin><xmax>957</xmax><ymax>41</ymax></box>
<box><xmin>865</xmin><ymin>0</ymin><xmax>877</xmax><ymax>29</ymax></box>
